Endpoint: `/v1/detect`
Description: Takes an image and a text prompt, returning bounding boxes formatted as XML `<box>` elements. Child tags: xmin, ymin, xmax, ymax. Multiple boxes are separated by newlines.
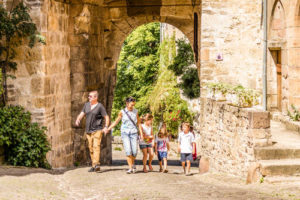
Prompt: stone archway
<box><xmin>69</xmin><ymin>1</ymin><xmax>201</xmax><ymax>166</ymax></box>
<box><xmin>4</xmin><ymin>0</ymin><xmax>268</xmax><ymax>169</ymax></box>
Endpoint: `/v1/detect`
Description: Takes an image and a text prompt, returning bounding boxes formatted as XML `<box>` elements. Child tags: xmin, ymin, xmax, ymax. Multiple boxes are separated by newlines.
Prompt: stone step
<box><xmin>254</xmin><ymin>147</ymin><xmax>300</xmax><ymax>160</ymax></box>
<box><xmin>259</xmin><ymin>159</ymin><xmax>300</xmax><ymax>176</ymax></box>
<box><xmin>263</xmin><ymin>176</ymin><xmax>300</xmax><ymax>184</ymax></box>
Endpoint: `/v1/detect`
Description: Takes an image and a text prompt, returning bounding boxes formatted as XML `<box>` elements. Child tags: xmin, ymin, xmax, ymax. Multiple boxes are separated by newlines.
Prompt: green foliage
<box><xmin>204</xmin><ymin>82</ymin><xmax>260</xmax><ymax>107</ymax></box>
<box><xmin>0</xmin><ymin>3</ymin><xmax>45</xmax><ymax>106</ymax></box>
<box><xmin>288</xmin><ymin>104</ymin><xmax>300</xmax><ymax>121</ymax></box>
<box><xmin>148</xmin><ymin>36</ymin><xmax>194</xmax><ymax>137</ymax></box>
<box><xmin>167</xmin><ymin>38</ymin><xmax>200</xmax><ymax>99</ymax></box>
<box><xmin>0</xmin><ymin>71</ymin><xmax>3</xmax><ymax>96</ymax></box>
<box><xmin>179</xmin><ymin>68</ymin><xmax>200</xmax><ymax>98</ymax></box>
<box><xmin>0</xmin><ymin>106</ymin><xmax>51</xmax><ymax>168</ymax></box>
<box><xmin>111</xmin><ymin>23</ymin><xmax>160</xmax><ymax>135</ymax></box>
<box><xmin>112</xmin><ymin>23</ymin><xmax>195</xmax><ymax>136</ymax></box>
<box><xmin>168</xmin><ymin>39</ymin><xmax>194</xmax><ymax>76</ymax></box>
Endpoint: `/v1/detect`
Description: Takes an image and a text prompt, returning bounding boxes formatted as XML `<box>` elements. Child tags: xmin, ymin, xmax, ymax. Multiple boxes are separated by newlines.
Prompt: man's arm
<box><xmin>75</xmin><ymin>112</ymin><xmax>85</xmax><ymax>126</ymax></box>
<box><xmin>103</xmin><ymin>115</ymin><xmax>110</xmax><ymax>134</ymax></box>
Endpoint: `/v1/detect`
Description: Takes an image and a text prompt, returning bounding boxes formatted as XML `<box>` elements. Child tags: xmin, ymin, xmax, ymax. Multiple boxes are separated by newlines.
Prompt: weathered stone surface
<box><xmin>199</xmin><ymin>157</ymin><xmax>210</xmax><ymax>174</ymax></box>
<box><xmin>248</xmin><ymin>111</ymin><xmax>270</xmax><ymax>129</ymax></box>
<box><xmin>246</xmin><ymin>162</ymin><xmax>261</xmax><ymax>184</ymax></box>
<box><xmin>198</xmin><ymin>98</ymin><xmax>270</xmax><ymax>177</ymax></box>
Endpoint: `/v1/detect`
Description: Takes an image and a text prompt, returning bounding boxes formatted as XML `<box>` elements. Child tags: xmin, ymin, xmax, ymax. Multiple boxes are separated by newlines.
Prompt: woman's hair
<box><xmin>125</xmin><ymin>96</ymin><xmax>136</xmax><ymax>103</ymax></box>
<box><xmin>141</xmin><ymin>113</ymin><xmax>153</xmax><ymax>124</ymax></box>
<box><xmin>158</xmin><ymin>123</ymin><xmax>168</xmax><ymax>138</ymax></box>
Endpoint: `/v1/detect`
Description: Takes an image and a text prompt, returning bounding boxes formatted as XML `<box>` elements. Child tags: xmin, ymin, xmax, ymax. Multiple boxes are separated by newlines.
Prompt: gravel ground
<box><xmin>0</xmin><ymin>144</ymin><xmax>299</xmax><ymax>200</ymax></box>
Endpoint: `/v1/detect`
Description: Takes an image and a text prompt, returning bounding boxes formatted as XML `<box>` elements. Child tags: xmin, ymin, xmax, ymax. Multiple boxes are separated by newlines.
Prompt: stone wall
<box><xmin>69</xmin><ymin>3</ymin><xmax>114</xmax><ymax>165</ymax></box>
<box><xmin>43</xmin><ymin>0</ymin><xmax>73</xmax><ymax>168</ymax></box>
<box><xmin>201</xmin><ymin>0</ymin><xmax>263</xmax><ymax>91</ymax></box>
<box><xmin>197</xmin><ymin>98</ymin><xmax>271</xmax><ymax>177</ymax></box>
<box><xmin>6</xmin><ymin>0</ymin><xmax>74</xmax><ymax>168</ymax></box>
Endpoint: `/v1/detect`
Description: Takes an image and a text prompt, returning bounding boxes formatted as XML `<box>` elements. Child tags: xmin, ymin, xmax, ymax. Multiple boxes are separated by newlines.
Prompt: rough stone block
<box><xmin>199</xmin><ymin>157</ymin><xmax>209</xmax><ymax>174</ymax></box>
<box><xmin>249</xmin><ymin>128</ymin><xmax>271</xmax><ymax>139</ymax></box>
<box><xmin>248</xmin><ymin>111</ymin><xmax>270</xmax><ymax>129</ymax></box>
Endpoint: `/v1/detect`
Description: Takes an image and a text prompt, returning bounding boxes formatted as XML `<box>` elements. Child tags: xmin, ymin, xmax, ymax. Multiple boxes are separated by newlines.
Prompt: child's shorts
<box><xmin>180</xmin><ymin>153</ymin><xmax>193</xmax><ymax>162</ymax></box>
<box><xmin>157</xmin><ymin>151</ymin><xmax>167</xmax><ymax>161</ymax></box>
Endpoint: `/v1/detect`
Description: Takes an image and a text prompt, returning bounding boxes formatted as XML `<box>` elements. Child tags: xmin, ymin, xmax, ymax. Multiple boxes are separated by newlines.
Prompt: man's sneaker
<box><xmin>126</xmin><ymin>169</ymin><xmax>133</xmax><ymax>174</ymax></box>
<box><xmin>95</xmin><ymin>165</ymin><xmax>101</xmax><ymax>172</ymax></box>
<box><xmin>88</xmin><ymin>167</ymin><xmax>95</xmax><ymax>172</ymax></box>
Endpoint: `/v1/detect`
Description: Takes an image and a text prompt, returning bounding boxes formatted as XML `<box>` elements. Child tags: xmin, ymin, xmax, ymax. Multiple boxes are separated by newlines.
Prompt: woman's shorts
<box><xmin>157</xmin><ymin>151</ymin><xmax>168</xmax><ymax>161</ymax></box>
<box><xmin>139</xmin><ymin>143</ymin><xmax>152</xmax><ymax>149</ymax></box>
<box><xmin>121</xmin><ymin>132</ymin><xmax>138</xmax><ymax>157</ymax></box>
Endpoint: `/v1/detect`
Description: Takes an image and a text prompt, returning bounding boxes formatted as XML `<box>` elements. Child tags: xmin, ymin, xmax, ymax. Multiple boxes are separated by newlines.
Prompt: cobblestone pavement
<box><xmin>0</xmin><ymin>145</ymin><xmax>299</xmax><ymax>200</ymax></box>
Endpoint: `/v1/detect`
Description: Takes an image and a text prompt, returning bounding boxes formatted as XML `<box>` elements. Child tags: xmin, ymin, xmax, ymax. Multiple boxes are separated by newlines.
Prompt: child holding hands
<box><xmin>139</xmin><ymin>114</ymin><xmax>154</xmax><ymax>173</ymax></box>
<box><xmin>178</xmin><ymin>122</ymin><xmax>196</xmax><ymax>176</ymax></box>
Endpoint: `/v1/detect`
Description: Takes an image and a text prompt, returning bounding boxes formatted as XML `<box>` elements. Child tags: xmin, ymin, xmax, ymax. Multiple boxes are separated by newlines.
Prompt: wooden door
<box><xmin>276</xmin><ymin>51</ymin><xmax>282</xmax><ymax>111</ymax></box>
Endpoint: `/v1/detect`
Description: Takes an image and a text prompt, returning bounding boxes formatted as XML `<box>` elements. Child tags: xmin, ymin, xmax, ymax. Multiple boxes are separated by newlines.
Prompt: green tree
<box><xmin>0</xmin><ymin>3</ymin><xmax>45</xmax><ymax>106</ymax></box>
<box><xmin>168</xmin><ymin>38</ymin><xmax>200</xmax><ymax>99</ymax></box>
<box><xmin>111</xmin><ymin>22</ymin><xmax>160</xmax><ymax>135</ymax></box>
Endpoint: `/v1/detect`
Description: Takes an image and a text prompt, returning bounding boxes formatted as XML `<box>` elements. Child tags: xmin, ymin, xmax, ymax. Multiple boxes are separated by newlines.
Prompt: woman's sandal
<box><xmin>159</xmin><ymin>168</ymin><xmax>163</xmax><ymax>172</ymax></box>
<box><xmin>143</xmin><ymin>168</ymin><xmax>148</xmax><ymax>173</ymax></box>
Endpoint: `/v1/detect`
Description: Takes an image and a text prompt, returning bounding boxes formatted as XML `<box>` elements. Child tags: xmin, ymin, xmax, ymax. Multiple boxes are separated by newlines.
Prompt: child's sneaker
<box><xmin>163</xmin><ymin>169</ymin><xmax>168</xmax><ymax>173</ymax></box>
<box><xmin>132</xmin><ymin>165</ymin><xmax>137</xmax><ymax>173</ymax></box>
<box><xmin>185</xmin><ymin>171</ymin><xmax>192</xmax><ymax>176</ymax></box>
<box><xmin>126</xmin><ymin>169</ymin><xmax>133</xmax><ymax>174</ymax></box>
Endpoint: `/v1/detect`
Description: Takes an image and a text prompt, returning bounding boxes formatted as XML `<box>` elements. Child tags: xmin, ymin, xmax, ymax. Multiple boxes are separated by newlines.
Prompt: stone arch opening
<box><xmin>267</xmin><ymin>0</ymin><xmax>286</xmax><ymax>111</ymax></box>
<box><xmin>110</xmin><ymin>21</ymin><xmax>198</xmax><ymax>161</ymax></box>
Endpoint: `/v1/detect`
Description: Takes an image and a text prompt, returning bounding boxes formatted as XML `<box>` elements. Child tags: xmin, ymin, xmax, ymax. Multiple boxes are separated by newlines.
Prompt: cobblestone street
<box><xmin>0</xmin><ymin>146</ymin><xmax>299</xmax><ymax>200</ymax></box>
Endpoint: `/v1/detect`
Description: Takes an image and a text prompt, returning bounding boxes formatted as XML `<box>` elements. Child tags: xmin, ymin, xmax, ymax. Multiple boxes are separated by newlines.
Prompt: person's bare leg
<box><xmin>186</xmin><ymin>160</ymin><xmax>191</xmax><ymax>174</ymax></box>
<box><xmin>163</xmin><ymin>158</ymin><xmax>167</xmax><ymax>170</ymax></box>
<box><xmin>159</xmin><ymin>161</ymin><xmax>163</xmax><ymax>172</ymax></box>
<box><xmin>142</xmin><ymin>148</ymin><xmax>148</xmax><ymax>172</ymax></box>
<box><xmin>131</xmin><ymin>156</ymin><xmax>136</xmax><ymax>172</ymax></box>
<box><xmin>181</xmin><ymin>161</ymin><xmax>186</xmax><ymax>174</ymax></box>
<box><xmin>127</xmin><ymin>156</ymin><xmax>132</xmax><ymax>169</ymax></box>
<box><xmin>148</xmin><ymin>147</ymin><xmax>153</xmax><ymax>171</ymax></box>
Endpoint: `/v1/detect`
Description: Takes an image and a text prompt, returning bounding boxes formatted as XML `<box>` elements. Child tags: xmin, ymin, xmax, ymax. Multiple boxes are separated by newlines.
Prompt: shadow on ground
<box><xmin>0</xmin><ymin>158</ymin><xmax>199</xmax><ymax>177</ymax></box>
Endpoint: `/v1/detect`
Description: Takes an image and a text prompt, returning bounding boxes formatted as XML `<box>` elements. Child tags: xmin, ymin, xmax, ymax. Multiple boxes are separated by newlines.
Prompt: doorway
<box><xmin>270</xmin><ymin>49</ymin><xmax>282</xmax><ymax>111</ymax></box>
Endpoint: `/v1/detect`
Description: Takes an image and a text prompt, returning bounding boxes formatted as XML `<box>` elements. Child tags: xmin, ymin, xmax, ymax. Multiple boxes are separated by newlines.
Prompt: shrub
<box><xmin>288</xmin><ymin>104</ymin><xmax>300</xmax><ymax>121</ymax></box>
<box><xmin>0</xmin><ymin>106</ymin><xmax>51</xmax><ymax>168</ymax></box>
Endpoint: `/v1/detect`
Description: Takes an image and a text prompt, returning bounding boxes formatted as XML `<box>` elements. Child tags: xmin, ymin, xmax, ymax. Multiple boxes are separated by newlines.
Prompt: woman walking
<box><xmin>107</xmin><ymin>97</ymin><xmax>140</xmax><ymax>174</ymax></box>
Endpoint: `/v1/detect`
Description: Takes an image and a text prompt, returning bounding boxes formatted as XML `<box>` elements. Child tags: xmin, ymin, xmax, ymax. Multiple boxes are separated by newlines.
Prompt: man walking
<box><xmin>75</xmin><ymin>91</ymin><xmax>110</xmax><ymax>172</ymax></box>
